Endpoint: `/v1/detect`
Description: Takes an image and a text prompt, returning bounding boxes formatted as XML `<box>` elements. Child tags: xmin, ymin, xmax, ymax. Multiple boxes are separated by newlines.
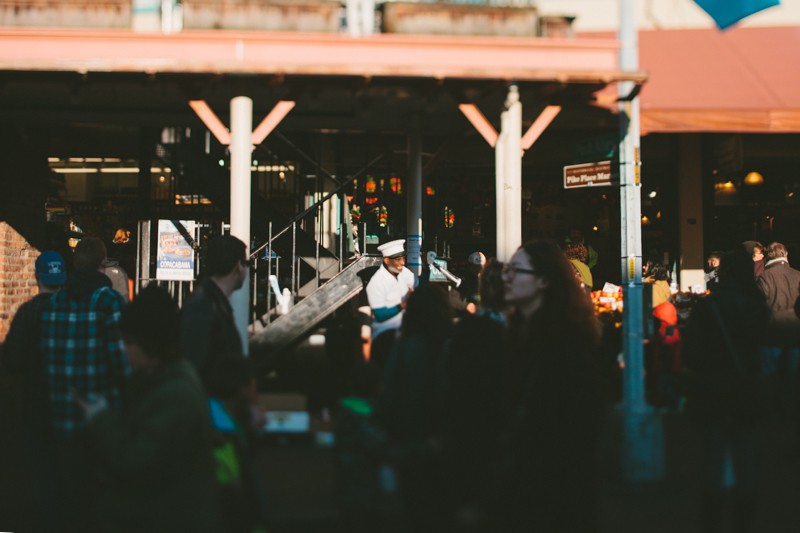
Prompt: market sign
<box><xmin>563</xmin><ymin>160</ymin><xmax>612</xmax><ymax>189</ymax></box>
<box><xmin>156</xmin><ymin>220</ymin><xmax>196</xmax><ymax>281</ymax></box>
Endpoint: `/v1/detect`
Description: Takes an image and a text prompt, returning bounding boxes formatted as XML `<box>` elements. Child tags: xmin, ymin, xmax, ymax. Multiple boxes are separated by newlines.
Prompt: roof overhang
<box><xmin>640</xmin><ymin>109</ymin><xmax>800</xmax><ymax>135</ymax></box>
<box><xmin>580</xmin><ymin>27</ymin><xmax>800</xmax><ymax>135</ymax></box>
<box><xmin>0</xmin><ymin>28</ymin><xmax>645</xmax><ymax>86</ymax></box>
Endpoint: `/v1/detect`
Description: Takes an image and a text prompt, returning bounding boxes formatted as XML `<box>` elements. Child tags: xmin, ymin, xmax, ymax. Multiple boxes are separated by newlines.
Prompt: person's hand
<box><xmin>73</xmin><ymin>389</ymin><xmax>109</xmax><ymax>422</ymax></box>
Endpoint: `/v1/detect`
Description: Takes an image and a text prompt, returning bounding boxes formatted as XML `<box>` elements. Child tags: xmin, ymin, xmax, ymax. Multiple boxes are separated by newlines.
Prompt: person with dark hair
<box><xmin>565</xmin><ymin>226</ymin><xmax>598</xmax><ymax>270</ymax></box>
<box><xmin>757</xmin><ymin>242</ymin><xmax>800</xmax><ymax>319</ymax></box>
<box><xmin>1</xmin><ymin>250</ymin><xmax>66</xmax><ymax>530</ymax></box>
<box><xmin>496</xmin><ymin>240</ymin><xmax>602</xmax><ymax>532</ymax></box>
<box><xmin>475</xmin><ymin>257</ymin><xmax>506</xmax><ymax>324</ymax></box>
<box><xmin>705</xmin><ymin>251</ymin><xmax>723</xmax><ymax>290</ymax></box>
<box><xmin>380</xmin><ymin>283</ymin><xmax>452</xmax><ymax>530</ymax></box>
<box><xmin>564</xmin><ymin>242</ymin><xmax>593</xmax><ymax>292</ymax></box>
<box><xmin>206</xmin><ymin>355</ymin><xmax>269</xmax><ymax>533</ymax></box>
<box><xmin>756</xmin><ymin>242</ymin><xmax>800</xmax><ymax>375</ymax></box>
<box><xmin>36</xmin><ymin>236</ymin><xmax>129</xmax><ymax>530</ymax></box>
<box><xmin>76</xmin><ymin>285</ymin><xmax>221</xmax><ymax>532</ymax></box>
<box><xmin>684</xmin><ymin>250</ymin><xmax>770</xmax><ymax>533</ymax></box>
<box><xmin>644</xmin><ymin>261</ymin><xmax>672</xmax><ymax>308</ymax></box>
<box><xmin>180</xmin><ymin>234</ymin><xmax>249</xmax><ymax>387</ymax></box>
<box><xmin>442</xmin><ymin>312</ymin><xmax>506</xmax><ymax>530</ymax></box>
<box><xmin>743</xmin><ymin>241</ymin><xmax>765</xmax><ymax>278</ymax></box>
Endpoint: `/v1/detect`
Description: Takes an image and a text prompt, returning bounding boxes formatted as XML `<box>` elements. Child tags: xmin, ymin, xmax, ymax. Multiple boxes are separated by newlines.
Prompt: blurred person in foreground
<box><xmin>1</xmin><ymin>250</ymin><xmax>67</xmax><ymax>530</ymax></box>
<box><xmin>495</xmin><ymin>240</ymin><xmax>602</xmax><ymax>532</ymax></box>
<box><xmin>684</xmin><ymin>250</ymin><xmax>770</xmax><ymax>533</ymax></box>
<box><xmin>77</xmin><ymin>285</ymin><xmax>220</xmax><ymax>532</ymax></box>
<box><xmin>206</xmin><ymin>355</ymin><xmax>269</xmax><ymax>533</ymax></box>
<box><xmin>380</xmin><ymin>283</ymin><xmax>452</xmax><ymax>530</ymax></box>
<box><xmin>37</xmin><ymin>236</ymin><xmax>130</xmax><ymax>530</ymax></box>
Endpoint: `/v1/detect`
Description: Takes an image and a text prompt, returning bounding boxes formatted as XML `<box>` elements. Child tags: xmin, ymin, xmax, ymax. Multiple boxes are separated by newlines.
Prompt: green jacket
<box><xmin>88</xmin><ymin>360</ymin><xmax>221</xmax><ymax>532</ymax></box>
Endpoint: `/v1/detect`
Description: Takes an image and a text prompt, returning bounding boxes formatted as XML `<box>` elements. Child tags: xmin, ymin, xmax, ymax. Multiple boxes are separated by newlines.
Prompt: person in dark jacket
<box><xmin>1</xmin><ymin>250</ymin><xmax>67</xmax><ymax>530</ymax></box>
<box><xmin>181</xmin><ymin>235</ymin><xmax>249</xmax><ymax>387</ymax></box>
<box><xmin>497</xmin><ymin>240</ymin><xmax>602</xmax><ymax>533</ymax></box>
<box><xmin>78</xmin><ymin>285</ymin><xmax>221</xmax><ymax>532</ymax></box>
<box><xmin>38</xmin><ymin>236</ymin><xmax>129</xmax><ymax>530</ymax></box>
<box><xmin>756</xmin><ymin>242</ymin><xmax>800</xmax><ymax>375</ymax></box>
<box><xmin>684</xmin><ymin>250</ymin><xmax>771</xmax><ymax>533</ymax></box>
<box><xmin>757</xmin><ymin>242</ymin><xmax>800</xmax><ymax>319</ymax></box>
<box><xmin>380</xmin><ymin>283</ymin><xmax>452</xmax><ymax>530</ymax></box>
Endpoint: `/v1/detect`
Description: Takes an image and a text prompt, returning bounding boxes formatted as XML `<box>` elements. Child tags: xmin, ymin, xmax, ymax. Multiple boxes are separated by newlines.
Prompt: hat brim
<box><xmin>386</xmin><ymin>252</ymin><xmax>405</xmax><ymax>259</ymax></box>
<box><xmin>39</xmin><ymin>272</ymin><xmax>66</xmax><ymax>286</ymax></box>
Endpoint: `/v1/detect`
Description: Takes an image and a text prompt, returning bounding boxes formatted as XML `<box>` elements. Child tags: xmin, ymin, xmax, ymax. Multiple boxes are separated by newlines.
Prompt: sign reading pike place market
<box><xmin>563</xmin><ymin>160</ymin><xmax>612</xmax><ymax>189</ymax></box>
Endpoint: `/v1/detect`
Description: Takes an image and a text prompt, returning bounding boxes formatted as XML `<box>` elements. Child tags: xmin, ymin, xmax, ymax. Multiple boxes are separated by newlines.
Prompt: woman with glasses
<box><xmin>495</xmin><ymin>240</ymin><xmax>602</xmax><ymax>532</ymax></box>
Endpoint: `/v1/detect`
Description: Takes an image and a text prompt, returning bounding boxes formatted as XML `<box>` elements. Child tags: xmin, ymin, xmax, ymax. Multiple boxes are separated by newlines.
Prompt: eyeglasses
<box><xmin>502</xmin><ymin>264</ymin><xmax>537</xmax><ymax>277</ymax></box>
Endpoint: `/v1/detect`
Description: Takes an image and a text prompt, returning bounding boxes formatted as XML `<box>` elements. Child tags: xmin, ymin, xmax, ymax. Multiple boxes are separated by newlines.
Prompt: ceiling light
<box><xmin>744</xmin><ymin>171</ymin><xmax>764</xmax><ymax>186</ymax></box>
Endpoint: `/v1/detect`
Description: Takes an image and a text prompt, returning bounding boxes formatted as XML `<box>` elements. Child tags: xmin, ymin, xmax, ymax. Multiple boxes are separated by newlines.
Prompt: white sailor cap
<box><xmin>378</xmin><ymin>239</ymin><xmax>406</xmax><ymax>259</ymax></box>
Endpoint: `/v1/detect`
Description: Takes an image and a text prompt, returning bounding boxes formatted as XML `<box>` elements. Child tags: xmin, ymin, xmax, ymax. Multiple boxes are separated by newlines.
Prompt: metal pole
<box><xmin>407</xmin><ymin>117</ymin><xmax>423</xmax><ymax>277</ymax></box>
<box><xmin>618</xmin><ymin>0</ymin><xmax>664</xmax><ymax>482</ymax></box>
<box><xmin>267</xmin><ymin>221</ymin><xmax>273</xmax><ymax>324</ymax></box>
<box><xmin>503</xmin><ymin>85</ymin><xmax>522</xmax><ymax>261</ymax></box>
<box><xmin>316</xmin><ymin>205</ymin><xmax>321</xmax><ymax>290</ymax></box>
<box><xmin>361</xmin><ymin>222</ymin><xmax>367</xmax><ymax>255</ymax></box>
<box><xmin>251</xmin><ymin>255</ymin><xmax>258</xmax><ymax>331</ymax></box>
<box><xmin>229</xmin><ymin>96</ymin><xmax>252</xmax><ymax>356</ymax></box>
<box><xmin>135</xmin><ymin>220</ymin><xmax>142</xmax><ymax>294</ymax></box>
<box><xmin>291</xmin><ymin>221</ymin><xmax>297</xmax><ymax>294</ymax></box>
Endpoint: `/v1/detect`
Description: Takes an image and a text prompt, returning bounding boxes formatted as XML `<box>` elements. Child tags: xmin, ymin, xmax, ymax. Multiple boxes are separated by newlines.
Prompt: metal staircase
<box><xmin>245</xmin><ymin>152</ymin><xmax>387</xmax><ymax>355</ymax></box>
<box><xmin>250</xmin><ymin>255</ymin><xmax>381</xmax><ymax>355</ymax></box>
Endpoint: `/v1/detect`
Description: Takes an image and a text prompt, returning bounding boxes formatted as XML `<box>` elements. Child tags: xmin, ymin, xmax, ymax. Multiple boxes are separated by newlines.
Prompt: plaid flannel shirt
<box><xmin>41</xmin><ymin>285</ymin><xmax>130</xmax><ymax>435</ymax></box>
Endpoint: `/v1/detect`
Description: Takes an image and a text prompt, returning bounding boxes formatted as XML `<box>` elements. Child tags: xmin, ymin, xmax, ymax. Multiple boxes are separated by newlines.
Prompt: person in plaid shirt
<box><xmin>39</xmin><ymin>235</ymin><xmax>129</xmax><ymax>529</ymax></box>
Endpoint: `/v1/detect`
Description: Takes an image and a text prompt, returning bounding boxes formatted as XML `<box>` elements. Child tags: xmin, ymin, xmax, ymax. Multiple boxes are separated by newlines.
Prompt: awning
<box><xmin>585</xmin><ymin>26</ymin><xmax>800</xmax><ymax>134</ymax></box>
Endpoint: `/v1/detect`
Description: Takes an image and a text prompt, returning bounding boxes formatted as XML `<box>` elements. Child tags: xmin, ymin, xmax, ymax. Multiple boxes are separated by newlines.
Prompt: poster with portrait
<box><xmin>156</xmin><ymin>220</ymin><xmax>196</xmax><ymax>281</ymax></box>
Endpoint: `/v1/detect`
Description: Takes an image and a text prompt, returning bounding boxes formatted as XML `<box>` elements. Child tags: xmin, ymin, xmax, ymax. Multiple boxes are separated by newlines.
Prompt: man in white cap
<box><xmin>366</xmin><ymin>238</ymin><xmax>417</xmax><ymax>338</ymax></box>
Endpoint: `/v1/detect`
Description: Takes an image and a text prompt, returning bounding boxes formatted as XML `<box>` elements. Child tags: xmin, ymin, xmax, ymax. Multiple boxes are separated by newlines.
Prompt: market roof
<box><xmin>0</xmin><ymin>28</ymin><xmax>645</xmax><ymax>86</ymax></box>
<box><xmin>586</xmin><ymin>26</ymin><xmax>800</xmax><ymax>134</ymax></box>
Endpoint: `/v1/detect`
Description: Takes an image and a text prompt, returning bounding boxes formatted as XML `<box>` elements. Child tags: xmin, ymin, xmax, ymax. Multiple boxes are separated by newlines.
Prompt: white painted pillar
<box><xmin>502</xmin><ymin>85</ymin><xmax>522</xmax><ymax>261</ymax></box>
<box><xmin>346</xmin><ymin>0</ymin><xmax>375</xmax><ymax>36</ymax></box>
<box><xmin>407</xmin><ymin>120</ymin><xmax>423</xmax><ymax>277</ymax></box>
<box><xmin>678</xmin><ymin>134</ymin><xmax>705</xmax><ymax>291</ymax></box>
<box><xmin>229</xmin><ymin>96</ymin><xmax>253</xmax><ymax>355</ymax></box>
<box><xmin>495</xmin><ymin>111</ymin><xmax>508</xmax><ymax>261</ymax></box>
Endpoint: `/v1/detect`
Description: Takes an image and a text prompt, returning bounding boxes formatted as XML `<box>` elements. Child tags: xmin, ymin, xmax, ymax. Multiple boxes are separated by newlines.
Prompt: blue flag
<box><xmin>694</xmin><ymin>0</ymin><xmax>780</xmax><ymax>29</ymax></box>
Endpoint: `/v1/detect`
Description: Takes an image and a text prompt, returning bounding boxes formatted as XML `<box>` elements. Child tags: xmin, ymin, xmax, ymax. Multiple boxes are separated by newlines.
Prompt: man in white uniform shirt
<box><xmin>366</xmin><ymin>239</ymin><xmax>417</xmax><ymax>338</ymax></box>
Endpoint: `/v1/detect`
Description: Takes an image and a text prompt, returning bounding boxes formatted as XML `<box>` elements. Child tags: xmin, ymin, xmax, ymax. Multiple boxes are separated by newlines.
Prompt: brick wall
<box><xmin>0</xmin><ymin>223</ymin><xmax>39</xmax><ymax>341</ymax></box>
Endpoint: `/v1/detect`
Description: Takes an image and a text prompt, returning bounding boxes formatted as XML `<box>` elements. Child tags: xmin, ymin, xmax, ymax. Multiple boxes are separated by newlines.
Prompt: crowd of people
<box><xmin>2</xmin><ymin>230</ymin><xmax>800</xmax><ymax>532</ymax></box>
<box><xmin>340</xmin><ymin>235</ymin><xmax>800</xmax><ymax>533</ymax></box>
<box><xmin>2</xmin><ymin>235</ymin><xmax>267</xmax><ymax>532</ymax></box>
<box><xmin>337</xmin><ymin>238</ymin><xmax>606</xmax><ymax>531</ymax></box>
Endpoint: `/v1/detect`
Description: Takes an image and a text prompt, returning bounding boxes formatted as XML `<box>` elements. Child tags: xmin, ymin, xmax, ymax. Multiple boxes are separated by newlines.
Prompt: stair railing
<box><xmin>248</xmin><ymin>153</ymin><xmax>383</xmax><ymax>327</ymax></box>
